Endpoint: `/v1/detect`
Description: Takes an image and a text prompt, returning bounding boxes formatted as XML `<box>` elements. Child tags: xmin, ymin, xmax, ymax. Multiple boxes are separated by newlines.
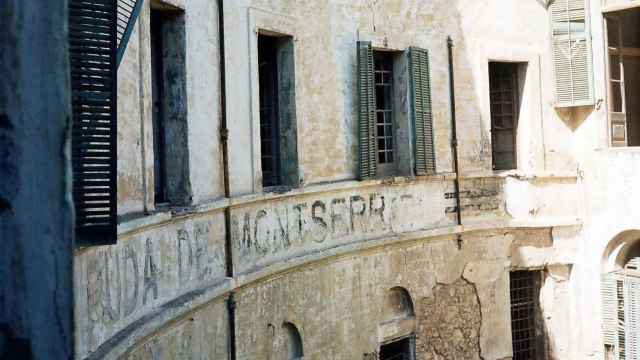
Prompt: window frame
<box><xmin>489</xmin><ymin>62</ymin><xmax>520</xmax><ymax>171</ymax></box>
<box><xmin>255</xmin><ymin>31</ymin><xmax>299</xmax><ymax>191</ymax></box>
<box><xmin>150</xmin><ymin>8</ymin><xmax>168</xmax><ymax>204</ymax></box>
<box><xmin>509</xmin><ymin>270</ymin><xmax>546</xmax><ymax>360</ymax></box>
<box><xmin>373</xmin><ymin>51</ymin><xmax>398</xmax><ymax>177</ymax></box>
<box><xmin>379</xmin><ymin>335</ymin><xmax>416</xmax><ymax>360</ymax></box>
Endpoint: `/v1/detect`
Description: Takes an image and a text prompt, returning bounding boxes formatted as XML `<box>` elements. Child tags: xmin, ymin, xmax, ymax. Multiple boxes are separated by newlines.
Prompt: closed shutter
<box><xmin>357</xmin><ymin>41</ymin><xmax>377</xmax><ymax>180</ymax></box>
<box><xmin>603</xmin><ymin>273</ymin><xmax>619</xmax><ymax>349</ymax></box>
<box><xmin>408</xmin><ymin>47</ymin><xmax>436</xmax><ymax>175</ymax></box>
<box><xmin>116</xmin><ymin>0</ymin><xmax>145</xmax><ymax>67</ymax></box>
<box><xmin>550</xmin><ymin>0</ymin><xmax>594</xmax><ymax>107</ymax></box>
<box><xmin>626</xmin><ymin>273</ymin><xmax>640</xmax><ymax>359</ymax></box>
<box><xmin>69</xmin><ymin>0</ymin><xmax>118</xmax><ymax>245</ymax></box>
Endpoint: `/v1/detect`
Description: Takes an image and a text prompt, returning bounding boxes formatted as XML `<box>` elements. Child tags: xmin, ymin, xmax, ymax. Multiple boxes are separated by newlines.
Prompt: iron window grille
<box><xmin>510</xmin><ymin>271</ymin><xmax>544</xmax><ymax>360</ymax></box>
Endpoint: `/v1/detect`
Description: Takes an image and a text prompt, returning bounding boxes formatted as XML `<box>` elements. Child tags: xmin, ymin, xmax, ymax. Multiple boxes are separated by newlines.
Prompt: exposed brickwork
<box><xmin>417</xmin><ymin>279</ymin><xmax>482</xmax><ymax>360</ymax></box>
<box><xmin>459</xmin><ymin>178</ymin><xmax>504</xmax><ymax>213</ymax></box>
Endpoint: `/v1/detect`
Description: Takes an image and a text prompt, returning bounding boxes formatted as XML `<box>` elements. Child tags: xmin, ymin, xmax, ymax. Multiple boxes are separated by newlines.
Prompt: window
<box><xmin>509</xmin><ymin>271</ymin><xmax>545</xmax><ymax>360</ymax></box>
<box><xmin>550</xmin><ymin>0</ymin><xmax>594</xmax><ymax>107</ymax></box>
<box><xmin>602</xmin><ymin>257</ymin><xmax>640</xmax><ymax>360</ymax></box>
<box><xmin>489</xmin><ymin>62</ymin><xmax>520</xmax><ymax>170</ymax></box>
<box><xmin>258</xmin><ymin>34</ymin><xmax>299</xmax><ymax>189</ymax></box>
<box><xmin>357</xmin><ymin>43</ymin><xmax>435</xmax><ymax>180</ymax></box>
<box><xmin>150</xmin><ymin>4</ymin><xmax>190</xmax><ymax>205</ymax></box>
<box><xmin>374</xmin><ymin>52</ymin><xmax>396</xmax><ymax>175</ymax></box>
<box><xmin>380</xmin><ymin>336</ymin><xmax>415</xmax><ymax>360</ymax></box>
<box><xmin>606</xmin><ymin>10</ymin><xmax>640</xmax><ymax>147</ymax></box>
<box><xmin>69</xmin><ymin>0</ymin><xmax>118</xmax><ymax>245</ymax></box>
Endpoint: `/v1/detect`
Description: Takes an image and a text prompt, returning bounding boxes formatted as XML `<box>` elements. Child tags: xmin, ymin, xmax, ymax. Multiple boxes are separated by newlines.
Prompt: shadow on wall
<box><xmin>267</xmin><ymin>322</ymin><xmax>304</xmax><ymax>360</ymax></box>
<box><xmin>602</xmin><ymin>229</ymin><xmax>640</xmax><ymax>273</ymax></box>
<box><xmin>554</xmin><ymin>105</ymin><xmax>596</xmax><ymax>132</ymax></box>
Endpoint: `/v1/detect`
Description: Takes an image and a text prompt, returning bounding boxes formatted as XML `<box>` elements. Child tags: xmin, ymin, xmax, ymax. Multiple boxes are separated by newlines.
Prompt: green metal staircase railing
<box><xmin>116</xmin><ymin>0</ymin><xmax>144</xmax><ymax>67</ymax></box>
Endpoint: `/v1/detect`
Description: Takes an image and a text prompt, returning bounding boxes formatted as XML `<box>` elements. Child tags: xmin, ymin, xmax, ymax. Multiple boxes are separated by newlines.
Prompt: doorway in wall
<box><xmin>606</xmin><ymin>9</ymin><xmax>640</xmax><ymax>146</ymax></box>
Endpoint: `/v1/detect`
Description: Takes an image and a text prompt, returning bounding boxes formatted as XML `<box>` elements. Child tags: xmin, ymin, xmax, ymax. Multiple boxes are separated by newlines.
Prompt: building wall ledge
<box><xmin>110</xmin><ymin>172</ymin><xmax>579</xmax><ymax>242</ymax></box>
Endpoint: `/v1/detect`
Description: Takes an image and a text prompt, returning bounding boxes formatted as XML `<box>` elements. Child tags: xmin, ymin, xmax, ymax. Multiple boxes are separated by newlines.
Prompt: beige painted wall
<box><xmin>73</xmin><ymin>0</ymin><xmax>640</xmax><ymax>359</ymax></box>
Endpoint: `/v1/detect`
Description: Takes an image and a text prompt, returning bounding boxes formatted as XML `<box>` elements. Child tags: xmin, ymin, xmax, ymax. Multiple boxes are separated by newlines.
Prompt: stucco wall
<box><xmin>72</xmin><ymin>0</ymin><xmax>640</xmax><ymax>359</ymax></box>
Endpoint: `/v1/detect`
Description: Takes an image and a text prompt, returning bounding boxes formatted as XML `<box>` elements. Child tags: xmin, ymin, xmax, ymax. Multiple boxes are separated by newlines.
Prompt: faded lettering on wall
<box><xmin>231</xmin><ymin>183</ymin><xmax>455</xmax><ymax>272</ymax></box>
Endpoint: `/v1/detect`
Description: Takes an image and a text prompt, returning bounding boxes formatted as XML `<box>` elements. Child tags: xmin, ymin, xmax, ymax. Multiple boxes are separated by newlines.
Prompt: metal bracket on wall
<box><xmin>116</xmin><ymin>0</ymin><xmax>145</xmax><ymax>68</ymax></box>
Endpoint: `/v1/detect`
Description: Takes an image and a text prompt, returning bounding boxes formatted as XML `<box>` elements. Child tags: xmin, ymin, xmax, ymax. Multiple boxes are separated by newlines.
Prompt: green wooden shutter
<box><xmin>551</xmin><ymin>0</ymin><xmax>594</xmax><ymax>107</ymax></box>
<box><xmin>357</xmin><ymin>41</ymin><xmax>376</xmax><ymax>180</ymax></box>
<box><xmin>409</xmin><ymin>47</ymin><xmax>436</xmax><ymax>176</ymax></box>
<box><xmin>69</xmin><ymin>0</ymin><xmax>118</xmax><ymax>245</ymax></box>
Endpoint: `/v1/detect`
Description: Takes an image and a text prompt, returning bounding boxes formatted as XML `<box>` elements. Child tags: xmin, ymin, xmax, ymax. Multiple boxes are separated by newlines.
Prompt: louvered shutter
<box><xmin>116</xmin><ymin>0</ymin><xmax>144</xmax><ymax>67</ymax></box>
<box><xmin>626</xmin><ymin>272</ymin><xmax>640</xmax><ymax>358</ymax></box>
<box><xmin>602</xmin><ymin>273</ymin><xmax>619</xmax><ymax>351</ymax></box>
<box><xmin>550</xmin><ymin>0</ymin><xmax>594</xmax><ymax>107</ymax></box>
<box><xmin>357</xmin><ymin>41</ymin><xmax>377</xmax><ymax>180</ymax></box>
<box><xmin>69</xmin><ymin>0</ymin><xmax>118</xmax><ymax>245</ymax></box>
<box><xmin>409</xmin><ymin>47</ymin><xmax>436</xmax><ymax>175</ymax></box>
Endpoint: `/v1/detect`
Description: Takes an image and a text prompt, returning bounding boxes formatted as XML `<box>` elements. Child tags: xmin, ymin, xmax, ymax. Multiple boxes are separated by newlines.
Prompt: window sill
<box><xmin>601</xmin><ymin>146</ymin><xmax>640</xmax><ymax>152</ymax></box>
<box><xmin>462</xmin><ymin>169</ymin><xmax>578</xmax><ymax>180</ymax></box>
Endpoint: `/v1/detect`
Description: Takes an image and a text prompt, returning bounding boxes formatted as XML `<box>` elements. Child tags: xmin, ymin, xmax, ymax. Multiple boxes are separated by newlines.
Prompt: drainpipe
<box><xmin>217</xmin><ymin>0</ymin><xmax>236</xmax><ymax>359</ymax></box>
<box><xmin>447</xmin><ymin>36</ymin><xmax>463</xmax><ymax>248</ymax></box>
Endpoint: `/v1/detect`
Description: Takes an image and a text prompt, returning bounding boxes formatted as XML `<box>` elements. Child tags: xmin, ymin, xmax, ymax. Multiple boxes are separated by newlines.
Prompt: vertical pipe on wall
<box><xmin>217</xmin><ymin>1</ymin><xmax>236</xmax><ymax>360</ymax></box>
<box><xmin>447</xmin><ymin>37</ymin><xmax>463</xmax><ymax>247</ymax></box>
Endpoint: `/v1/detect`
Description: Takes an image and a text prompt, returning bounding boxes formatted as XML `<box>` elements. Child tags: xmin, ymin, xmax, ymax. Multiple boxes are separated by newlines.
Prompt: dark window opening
<box><xmin>374</xmin><ymin>52</ymin><xmax>395</xmax><ymax>174</ymax></box>
<box><xmin>150</xmin><ymin>10</ymin><xmax>167</xmax><ymax>204</ymax></box>
<box><xmin>607</xmin><ymin>10</ymin><xmax>640</xmax><ymax>147</ymax></box>
<box><xmin>258</xmin><ymin>33</ymin><xmax>299</xmax><ymax>189</ymax></box>
<box><xmin>150</xmin><ymin>5</ymin><xmax>190</xmax><ymax>205</ymax></box>
<box><xmin>259</xmin><ymin>35</ymin><xmax>281</xmax><ymax>188</ymax></box>
<box><xmin>510</xmin><ymin>271</ymin><xmax>544</xmax><ymax>360</ymax></box>
<box><xmin>489</xmin><ymin>62</ymin><xmax>520</xmax><ymax>170</ymax></box>
<box><xmin>380</xmin><ymin>336</ymin><xmax>415</xmax><ymax>360</ymax></box>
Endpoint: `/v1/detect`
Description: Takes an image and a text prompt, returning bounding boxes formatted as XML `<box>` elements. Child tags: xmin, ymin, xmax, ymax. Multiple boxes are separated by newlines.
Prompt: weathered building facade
<box><xmin>73</xmin><ymin>0</ymin><xmax>640</xmax><ymax>359</ymax></box>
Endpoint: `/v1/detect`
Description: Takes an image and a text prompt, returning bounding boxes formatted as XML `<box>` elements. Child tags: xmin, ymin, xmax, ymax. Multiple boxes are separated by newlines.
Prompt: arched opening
<box><xmin>282</xmin><ymin>322</ymin><xmax>303</xmax><ymax>360</ymax></box>
<box><xmin>602</xmin><ymin>230</ymin><xmax>640</xmax><ymax>360</ymax></box>
<box><xmin>383</xmin><ymin>286</ymin><xmax>415</xmax><ymax>321</ymax></box>
<box><xmin>378</xmin><ymin>287</ymin><xmax>416</xmax><ymax>359</ymax></box>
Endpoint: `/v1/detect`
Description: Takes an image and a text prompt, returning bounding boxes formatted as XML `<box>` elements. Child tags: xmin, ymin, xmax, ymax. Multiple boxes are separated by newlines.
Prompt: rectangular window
<box><xmin>150</xmin><ymin>10</ymin><xmax>167</xmax><ymax>203</ymax></box>
<box><xmin>509</xmin><ymin>271</ymin><xmax>544</xmax><ymax>360</ymax></box>
<box><xmin>606</xmin><ymin>10</ymin><xmax>640</xmax><ymax>147</ymax></box>
<box><xmin>380</xmin><ymin>336</ymin><xmax>415</xmax><ymax>360</ymax></box>
<box><xmin>150</xmin><ymin>5</ymin><xmax>190</xmax><ymax>205</ymax></box>
<box><xmin>357</xmin><ymin>43</ymin><xmax>435</xmax><ymax>180</ymax></box>
<box><xmin>374</xmin><ymin>52</ymin><xmax>396</xmax><ymax>175</ymax></box>
<box><xmin>258</xmin><ymin>34</ymin><xmax>299</xmax><ymax>189</ymax></box>
<box><xmin>489</xmin><ymin>62</ymin><xmax>520</xmax><ymax>171</ymax></box>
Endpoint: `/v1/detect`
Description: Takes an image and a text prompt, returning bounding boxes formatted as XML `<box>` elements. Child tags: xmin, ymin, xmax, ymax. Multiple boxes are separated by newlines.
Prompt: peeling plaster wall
<box><xmin>234</xmin><ymin>231</ymin><xmax>515</xmax><ymax>360</ymax></box>
<box><xmin>123</xmin><ymin>299</ymin><xmax>228</xmax><ymax>360</ymax></box>
<box><xmin>78</xmin><ymin>0</ymin><xmax>640</xmax><ymax>358</ymax></box>
<box><xmin>117</xmin><ymin>0</ymin><xmax>223</xmax><ymax>216</ymax></box>
<box><xmin>74</xmin><ymin>212</ymin><xmax>227</xmax><ymax>358</ymax></box>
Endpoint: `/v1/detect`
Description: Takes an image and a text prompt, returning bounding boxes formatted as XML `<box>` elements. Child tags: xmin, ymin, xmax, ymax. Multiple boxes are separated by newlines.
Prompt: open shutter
<box><xmin>69</xmin><ymin>0</ymin><xmax>118</xmax><ymax>245</ymax></box>
<box><xmin>607</xmin><ymin>17</ymin><xmax>628</xmax><ymax>147</ymax></box>
<box><xmin>409</xmin><ymin>47</ymin><xmax>436</xmax><ymax>175</ymax></box>
<box><xmin>357</xmin><ymin>41</ymin><xmax>377</xmax><ymax>180</ymax></box>
<box><xmin>116</xmin><ymin>0</ymin><xmax>144</xmax><ymax>67</ymax></box>
<box><xmin>551</xmin><ymin>0</ymin><xmax>594</xmax><ymax>107</ymax></box>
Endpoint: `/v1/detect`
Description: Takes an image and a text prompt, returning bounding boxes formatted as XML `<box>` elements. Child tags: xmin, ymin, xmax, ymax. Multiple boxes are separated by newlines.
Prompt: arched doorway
<box><xmin>602</xmin><ymin>230</ymin><xmax>640</xmax><ymax>360</ymax></box>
